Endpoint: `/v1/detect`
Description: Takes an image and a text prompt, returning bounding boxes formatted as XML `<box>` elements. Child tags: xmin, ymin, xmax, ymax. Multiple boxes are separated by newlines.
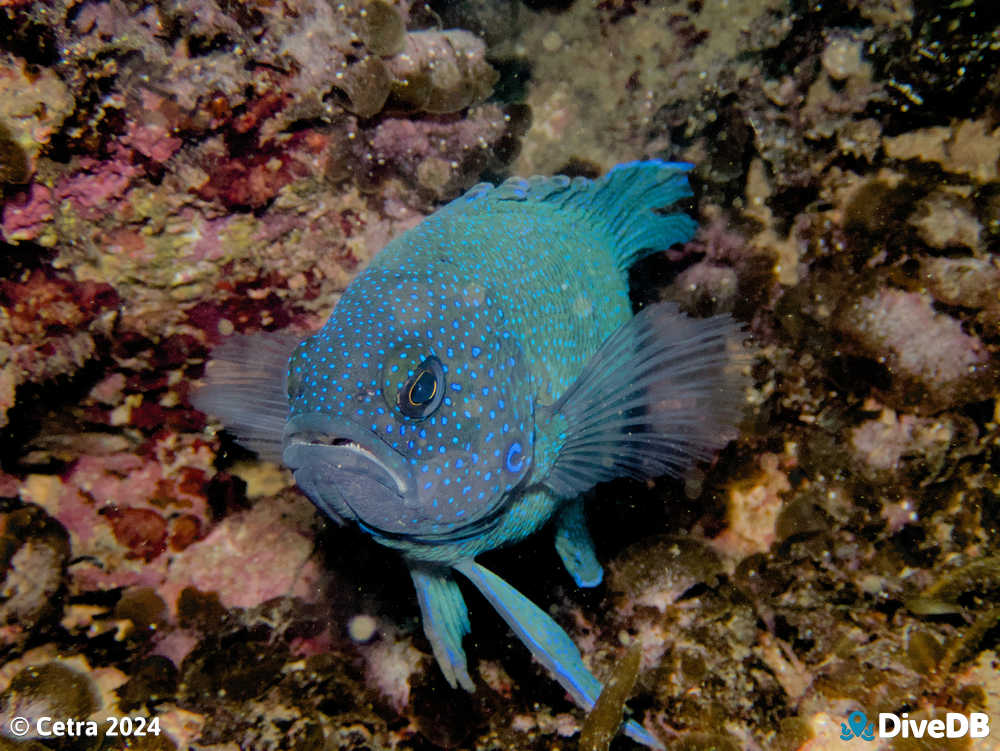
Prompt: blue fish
<box><xmin>194</xmin><ymin>161</ymin><xmax>746</xmax><ymax>748</ymax></box>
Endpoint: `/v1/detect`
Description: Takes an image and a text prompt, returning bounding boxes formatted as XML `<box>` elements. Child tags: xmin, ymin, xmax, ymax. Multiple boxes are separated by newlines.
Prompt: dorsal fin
<box><xmin>442</xmin><ymin>160</ymin><xmax>698</xmax><ymax>270</ymax></box>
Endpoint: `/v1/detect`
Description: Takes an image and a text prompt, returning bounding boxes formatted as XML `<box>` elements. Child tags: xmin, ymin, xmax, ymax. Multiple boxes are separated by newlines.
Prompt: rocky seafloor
<box><xmin>0</xmin><ymin>0</ymin><xmax>998</xmax><ymax>749</ymax></box>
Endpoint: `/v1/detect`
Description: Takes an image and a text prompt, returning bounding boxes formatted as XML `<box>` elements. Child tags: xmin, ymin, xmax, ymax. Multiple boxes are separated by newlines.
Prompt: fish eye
<box><xmin>397</xmin><ymin>356</ymin><xmax>445</xmax><ymax>419</ymax></box>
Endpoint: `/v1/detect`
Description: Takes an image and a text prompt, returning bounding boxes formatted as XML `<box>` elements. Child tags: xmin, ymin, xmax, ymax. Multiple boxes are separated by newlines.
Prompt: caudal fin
<box><xmin>447</xmin><ymin>160</ymin><xmax>697</xmax><ymax>270</ymax></box>
<box><xmin>588</xmin><ymin>160</ymin><xmax>698</xmax><ymax>269</ymax></box>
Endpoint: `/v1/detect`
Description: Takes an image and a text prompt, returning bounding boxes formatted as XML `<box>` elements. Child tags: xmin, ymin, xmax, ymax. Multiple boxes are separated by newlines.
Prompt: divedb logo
<box><xmin>839</xmin><ymin>709</ymin><xmax>991</xmax><ymax>741</ymax></box>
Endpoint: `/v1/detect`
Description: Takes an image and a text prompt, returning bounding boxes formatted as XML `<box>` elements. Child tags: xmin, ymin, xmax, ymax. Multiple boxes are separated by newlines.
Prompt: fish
<box><xmin>193</xmin><ymin>160</ymin><xmax>748</xmax><ymax>748</ymax></box>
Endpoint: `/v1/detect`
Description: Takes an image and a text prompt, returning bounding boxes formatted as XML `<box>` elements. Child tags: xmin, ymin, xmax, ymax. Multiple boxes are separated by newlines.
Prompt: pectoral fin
<box><xmin>554</xmin><ymin>498</ymin><xmax>603</xmax><ymax>588</ymax></box>
<box><xmin>192</xmin><ymin>333</ymin><xmax>301</xmax><ymax>464</ymax></box>
<box><xmin>540</xmin><ymin>303</ymin><xmax>748</xmax><ymax>499</ymax></box>
<box><xmin>455</xmin><ymin>559</ymin><xmax>662</xmax><ymax>749</ymax></box>
<box><xmin>410</xmin><ymin>565</ymin><xmax>474</xmax><ymax>691</ymax></box>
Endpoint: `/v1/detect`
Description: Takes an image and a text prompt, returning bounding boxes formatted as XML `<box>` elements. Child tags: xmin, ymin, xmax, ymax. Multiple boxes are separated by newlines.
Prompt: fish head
<box><xmin>283</xmin><ymin>271</ymin><xmax>534</xmax><ymax>541</ymax></box>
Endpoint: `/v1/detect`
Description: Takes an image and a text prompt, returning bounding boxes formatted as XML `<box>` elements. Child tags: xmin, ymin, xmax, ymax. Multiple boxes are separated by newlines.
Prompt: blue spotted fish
<box><xmin>194</xmin><ymin>161</ymin><xmax>746</xmax><ymax>748</ymax></box>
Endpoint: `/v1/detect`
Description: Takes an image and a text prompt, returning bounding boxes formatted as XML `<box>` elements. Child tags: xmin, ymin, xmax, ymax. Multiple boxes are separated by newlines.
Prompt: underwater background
<box><xmin>0</xmin><ymin>0</ymin><xmax>998</xmax><ymax>749</ymax></box>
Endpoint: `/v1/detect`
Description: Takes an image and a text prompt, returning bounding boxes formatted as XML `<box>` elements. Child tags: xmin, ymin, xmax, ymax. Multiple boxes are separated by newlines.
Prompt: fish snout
<box><xmin>283</xmin><ymin>413</ymin><xmax>424</xmax><ymax>533</ymax></box>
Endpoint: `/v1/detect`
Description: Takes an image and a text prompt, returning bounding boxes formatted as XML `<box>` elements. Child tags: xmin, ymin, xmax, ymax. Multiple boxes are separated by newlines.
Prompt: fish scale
<box><xmin>194</xmin><ymin>160</ymin><xmax>749</xmax><ymax>749</ymax></box>
<box><xmin>376</xmin><ymin>200</ymin><xmax>631</xmax><ymax>402</ymax></box>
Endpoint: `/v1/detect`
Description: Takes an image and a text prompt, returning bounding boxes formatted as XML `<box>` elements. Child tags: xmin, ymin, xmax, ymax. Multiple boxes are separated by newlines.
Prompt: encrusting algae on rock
<box><xmin>1</xmin><ymin>0</ymin><xmax>1000</xmax><ymax>748</ymax></box>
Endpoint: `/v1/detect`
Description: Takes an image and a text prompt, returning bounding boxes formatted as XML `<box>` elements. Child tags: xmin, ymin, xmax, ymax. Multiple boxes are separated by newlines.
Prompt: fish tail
<box><xmin>449</xmin><ymin>160</ymin><xmax>696</xmax><ymax>270</ymax></box>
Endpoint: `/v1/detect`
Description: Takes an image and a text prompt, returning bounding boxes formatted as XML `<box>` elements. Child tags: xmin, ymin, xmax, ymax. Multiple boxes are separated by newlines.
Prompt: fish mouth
<box><xmin>282</xmin><ymin>413</ymin><xmax>415</xmax><ymax>532</ymax></box>
<box><xmin>286</xmin><ymin>432</ymin><xmax>408</xmax><ymax>495</ymax></box>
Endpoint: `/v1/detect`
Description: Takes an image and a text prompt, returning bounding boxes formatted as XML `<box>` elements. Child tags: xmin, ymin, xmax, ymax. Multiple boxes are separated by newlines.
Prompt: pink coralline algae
<box><xmin>838</xmin><ymin>288</ymin><xmax>994</xmax><ymax>410</ymax></box>
<box><xmin>121</xmin><ymin>92</ymin><xmax>184</xmax><ymax>164</ymax></box>
<box><xmin>852</xmin><ymin>289</ymin><xmax>987</xmax><ymax>382</ymax></box>
<box><xmin>2</xmin><ymin>157</ymin><xmax>143</xmax><ymax>241</ymax></box>
<box><xmin>54</xmin><ymin>158</ymin><xmax>142</xmax><ymax>216</ymax></box>
<box><xmin>1</xmin><ymin>184</ymin><xmax>53</xmax><ymax>242</ymax></box>
<box><xmin>0</xmin><ymin>0</ymin><xmax>515</xmax><ymax>355</ymax></box>
<box><xmin>370</xmin><ymin>104</ymin><xmax>516</xmax><ymax>198</ymax></box>
<box><xmin>156</xmin><ymin>495</ymin><xmax>325</xmax><ymax>615</ymax></box>
<box><xmin>194</xmin><ymin>129</ymin><xmax>328</xmax><ymax>210</ymax></box>
<box><xmin>15</xmin><ymin>439</ymin><xmax>213</xmax><ymax>588</ymax></box>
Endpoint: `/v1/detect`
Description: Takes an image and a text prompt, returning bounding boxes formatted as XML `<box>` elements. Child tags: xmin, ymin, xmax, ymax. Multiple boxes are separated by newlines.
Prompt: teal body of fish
<box><xmin>195</xmin><ymin>161</ymin><xmax>748</xmax><ymax>749</ymax></box>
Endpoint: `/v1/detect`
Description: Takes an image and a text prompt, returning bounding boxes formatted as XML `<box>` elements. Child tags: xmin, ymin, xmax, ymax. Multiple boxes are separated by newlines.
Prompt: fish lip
<box><xmin>282</xmin><ymin>413</ymin><xmax>411</xmax><ymax>497</ymax></box>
